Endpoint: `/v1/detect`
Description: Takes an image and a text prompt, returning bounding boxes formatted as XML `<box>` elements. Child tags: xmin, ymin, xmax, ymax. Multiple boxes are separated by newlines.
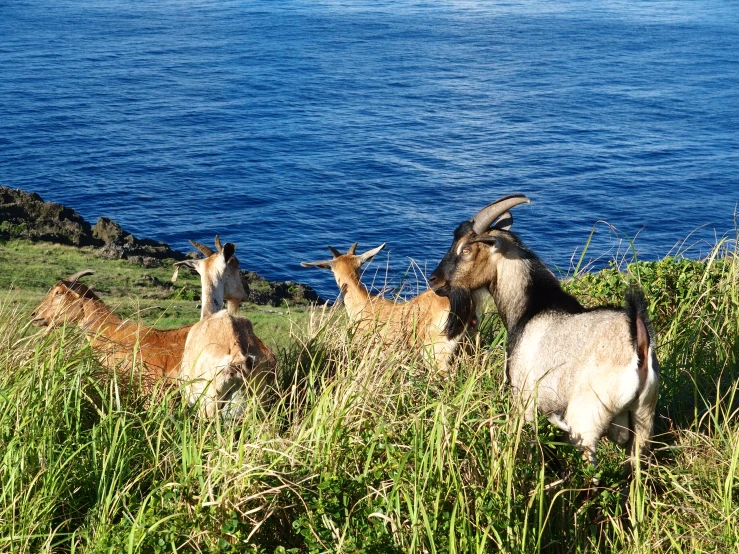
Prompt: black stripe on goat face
<box><xmin>429</xmin><ymin>221</ymin><xmax>490</xmax><ymax>295</ymax></box>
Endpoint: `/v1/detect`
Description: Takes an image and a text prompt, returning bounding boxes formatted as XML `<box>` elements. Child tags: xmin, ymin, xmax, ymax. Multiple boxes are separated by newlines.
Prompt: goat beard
<box><xmin>443</xmin><ymin>286</ymin><xmax>473</xmax><ymax>338</ymax></box>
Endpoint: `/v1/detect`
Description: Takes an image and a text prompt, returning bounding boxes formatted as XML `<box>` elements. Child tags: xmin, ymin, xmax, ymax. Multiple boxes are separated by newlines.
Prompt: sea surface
<box><xmin>1</xmin><ymin>0</ymin><xmax>738</xmax><ymax>297</ymax></box>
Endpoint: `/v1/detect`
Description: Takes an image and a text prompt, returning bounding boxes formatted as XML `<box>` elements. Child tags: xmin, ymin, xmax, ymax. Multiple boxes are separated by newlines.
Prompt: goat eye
<box><xmin>462</xmin><ymin>248</ymin><xmax>471</xmax><ymax>255</ymax></box>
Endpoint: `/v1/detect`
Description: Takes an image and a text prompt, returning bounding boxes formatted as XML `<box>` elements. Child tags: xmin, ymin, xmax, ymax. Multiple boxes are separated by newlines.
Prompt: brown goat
<box><xmin>31</xmin><ymin>269</ymin><xmax>192</xmax><ymax>385</ymax></box>
<box><xmin>301</xmin><ymin>243</ymin><xmax>470</xmax><ymax>372</ymax></box>
<box><xmin>30</xmin><ymin>237</ymin><xmax>246</xmax><ymax>388</ymax></box>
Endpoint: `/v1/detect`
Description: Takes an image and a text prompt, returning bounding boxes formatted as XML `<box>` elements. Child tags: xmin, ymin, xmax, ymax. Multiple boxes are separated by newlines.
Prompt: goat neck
<box><xmin>196</xmin><ymin>253</ymin><xmax>234</xmax><ymax>318</ymax></box>
<box><xmin>79</xmin><ymin>294</ymin><xmax>123</xmax><ymax>333</ymax></box>
<box><xmin>331</xmin><ymin>259</ymin><xmax>374</xmax><ymax>321</ymax></box>
<box><xmin>200</xmin><ymin>271</ymin><xmax>225</xmax><ymax>318</ymax></box>
<box><xmin>491</xmin><ymin>242</ymin><xmax>587</xmax><ymax>349</ymax></box>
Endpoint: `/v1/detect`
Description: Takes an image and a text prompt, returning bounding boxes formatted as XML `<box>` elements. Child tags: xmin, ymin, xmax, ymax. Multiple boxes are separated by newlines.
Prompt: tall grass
<box><xmin>1</xmin><ymin>241</ymin><xmax>738</xmax><ymax>553</ymax></box>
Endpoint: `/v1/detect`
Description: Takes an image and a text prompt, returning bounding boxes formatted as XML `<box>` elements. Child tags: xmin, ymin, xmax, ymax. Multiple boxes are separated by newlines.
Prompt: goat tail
<box><xmin>625</xmin><ymin>286</ymin><xmax>660</xmax><ymax>458</ymax></box>
<box><xmin>625</xmin><ymin>286</ymin><xmax>656</xmax><ymax>355</ymax></box>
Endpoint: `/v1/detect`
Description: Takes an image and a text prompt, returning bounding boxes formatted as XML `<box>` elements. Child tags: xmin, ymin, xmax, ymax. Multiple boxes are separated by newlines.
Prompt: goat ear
<box><xmin>472</xmin><ymin>236</ymin><xmax>502</xmax><ymax>251</ymax></box>
<box><xmin>493</xmin><ymin>211</ymin><xmax>514</xmax><ymax>231</ymax></box>
<box><xmin>60</xmin><ymin>283</ymin><xmax>82</xmax><ymax>298</ymax></box>
<box><xmin>171</xmin><ymin>259</ymin><xmax>201</xmax><ymax>282</ymax></box>
<box><xmin>214</xmin><ymin>235</ymin><xmax>223</xmax><ymax>253</ymax></box>
<box><xmin>300</xmin><ymin>259</ymin><xmax>334</xmax><ymax>270</ymax></box>
<box><xmin>358</xmin><ymin>243</ymin><xmax>386</xmax><ymax>265</ymax></box>
<box><xmin>222</xmin><ymin>242</ymin><xmax>236</xmax><ymax>263</ymax></box>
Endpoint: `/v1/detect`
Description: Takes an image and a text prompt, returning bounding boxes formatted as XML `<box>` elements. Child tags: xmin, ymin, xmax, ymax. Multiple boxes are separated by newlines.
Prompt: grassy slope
<box><xmin>0</xmin><ymin>238</ymin><xmax>310</xmax><ymax>350</ymax></box>
<box><xmin>0</xmin><ymin>237</ymin><xmax>738</xmax><ymax>553</ymax></box>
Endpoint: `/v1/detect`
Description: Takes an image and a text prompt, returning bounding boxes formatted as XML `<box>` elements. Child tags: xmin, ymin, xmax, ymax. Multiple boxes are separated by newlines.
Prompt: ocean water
<box><xmin>1</xmin><ymin>0</ymin><xmax>737</xmax><ymax>297</ymax></box>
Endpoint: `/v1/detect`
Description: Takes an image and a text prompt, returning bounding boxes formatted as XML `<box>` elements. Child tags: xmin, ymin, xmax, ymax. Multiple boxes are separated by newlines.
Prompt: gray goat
<box><xmin>429</xmin><ymin>194</ymin><xmax>660</xmax><ymax>468</ymax></box>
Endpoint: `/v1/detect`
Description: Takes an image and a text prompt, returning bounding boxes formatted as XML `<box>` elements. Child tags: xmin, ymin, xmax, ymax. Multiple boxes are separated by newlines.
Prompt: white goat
<box><xmin>429</xmin><ymin>195</ymin><xmax>660</xmax><ymax>468</ymax></box>
<box><xmin>174</xmin><ymin>237</ymin><xmax>276</xmax><ymax>417</ymax></box>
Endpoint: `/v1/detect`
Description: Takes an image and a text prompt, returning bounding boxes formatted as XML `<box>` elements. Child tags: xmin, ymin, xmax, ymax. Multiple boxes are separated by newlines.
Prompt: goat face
<box><xmin>301</xmin><ymin>243</ymin><xmax>386</xmax><ymax>294</ymax></box>
<box><xmin>173</xmin><ymin>237</ymin><xmax>248</xmax><ymax>314</ymax></box>
<box><xmin>430</xmin><ymin>194</ymin><xmax>531</xmax><ymax>296</ymax></box>
<box><xmin>429</xmin><ymin>224</ymin><xmax>518</xmax><ymax>336</ymax></box>
<box><xmin>31</xmin><ymin>271</ymin><xmax>97</xmax><ymax>326</ymax></box>
<box><xmin>429</xmin><ymin>222</ymin><xmax>500</xmax><ymax>296</ymax></box>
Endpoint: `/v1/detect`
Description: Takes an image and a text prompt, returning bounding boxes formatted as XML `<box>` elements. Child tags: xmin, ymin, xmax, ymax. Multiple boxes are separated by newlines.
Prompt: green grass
<box><xmin>0</xmin><ymin>237</ymin><xmax>738</xmax><ymax>553</ymax></box>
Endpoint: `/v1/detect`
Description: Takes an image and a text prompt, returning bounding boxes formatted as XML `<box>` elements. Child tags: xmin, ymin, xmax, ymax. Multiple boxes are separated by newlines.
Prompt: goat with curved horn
<box><xmin>174</xmin><ymin>237</ymin><xmax>247</xmax><ymax>318</ymax></box>
<box><xmin>31</xmin><ymin>270</ymin><xmax>194</xmax><ymax>389</ymax></box>
<box><xmin>430</xmin><ymin>195</ymin><xmax>659</xmax><ymax>474</ymax></box>
<box><xmin>178</xmin><ymin>237</ymin><xmax>275</xmax><ymax>417</ymax></box>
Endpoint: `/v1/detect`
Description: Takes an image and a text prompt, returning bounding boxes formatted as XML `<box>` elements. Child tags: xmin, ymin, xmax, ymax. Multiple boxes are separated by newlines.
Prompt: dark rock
<box><xmin>136</xmin><ymin>274</ymin><xmax>171</xmax><ymax>288</ymax></box>
<box><xmin>0</xmin><ymin>186</ymin><xmax>185</xmax><ymax>261</ymax></box>
<box><xmin>91</xmin><ymin>216</ymin><xmax>185</xmax><ymax>261</ymax></box>
<box><xmin>127</xmin><ymin>255</ymin><xmax>161</xmax><ymax>268</ymax></box>
<box><xmin>141</xmin><ymin>256</ymin><xmax>159</xmax><ymax>268</ymax></box>
<box><xmin>0</xmin><ymin>186</ymin><xmax>101</xmax><ymax>247</ymax></box>
<box><xmin>98</xmin><ymin>243</ymin><xmax>125</xmax><ymax>260</ymax></box>
<box><xmin>243</xmin><ymin>271</ymin><xmax>323</xmax><ymax>307</ymax></box>
<box><xmin>92</xmin><ymin>217</ymin><xmax>125</xmax><ymax>245</ymax></box>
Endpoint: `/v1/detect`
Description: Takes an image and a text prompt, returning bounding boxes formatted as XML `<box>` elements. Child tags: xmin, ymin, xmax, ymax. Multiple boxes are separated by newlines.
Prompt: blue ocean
<box><xmin>1</xmin><ymin>0</ymin><xmax>737</xmax><ymax>297</ymax></box>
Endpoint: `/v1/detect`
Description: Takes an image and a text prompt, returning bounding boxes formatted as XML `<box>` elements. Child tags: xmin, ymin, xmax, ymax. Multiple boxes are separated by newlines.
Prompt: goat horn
<box><xmin>471</xmin><ymin>194</ymin><xmax>530</xmax><ymax>234</ymax></box>
<box><xmin>328</xmin><ymin>246</ymin><xmax>342</xmax><ymax>258</ymax></box>
<box><xmin>190</xmin><ymin>240</ymin><xmax>216</xmax><ymax>258</ymax></box>
<box><xmin>347</xmin><ymin>242</ymin><xmax>358</xmax><ymax>255</ymax></box>
<box><xmin>494</xmin><ymin>211</ymin><xmax>514</xmax><ymax>231</ymax></box>
<box><xmin>358</xmin><ymin>243</ymin><xmax>386</xmax><ymax>264</ymax></box>
<box><xmin>67</xmin><ymin>269</ymin><xmax>95</xmax><ymax>283</ymax></box>
<box><xmin>214</xmin><ymin>235</ymin><xmax>223</xmax><ymax>253</ymax></box>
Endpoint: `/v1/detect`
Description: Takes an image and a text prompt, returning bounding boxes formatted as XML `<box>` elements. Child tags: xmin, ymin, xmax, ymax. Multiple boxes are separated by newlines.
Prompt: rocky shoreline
<box><xmin>0</xmin><ymin>186</ymin><xmax>322</xmax><ymax>306</ymax></box>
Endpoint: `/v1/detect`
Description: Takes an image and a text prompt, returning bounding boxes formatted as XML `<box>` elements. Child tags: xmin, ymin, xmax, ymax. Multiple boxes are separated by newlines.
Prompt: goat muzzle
<box><xmin>428</xmin><ymin>273</ymin><xmax>449</xmax><ymax>295</ymax></box>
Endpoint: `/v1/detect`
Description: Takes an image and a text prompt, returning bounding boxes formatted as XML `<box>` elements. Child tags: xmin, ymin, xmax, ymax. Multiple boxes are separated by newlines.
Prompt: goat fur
<box><xmin>175</xmin><ymin>237</ymin><xmax>276</xmax><ymax>417</ymax></box>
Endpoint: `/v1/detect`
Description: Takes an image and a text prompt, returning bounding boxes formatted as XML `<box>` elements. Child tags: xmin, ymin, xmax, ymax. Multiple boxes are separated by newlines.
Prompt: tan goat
<box><xmin>174</xmin><ymin>238</ymin><xmax>276</xmax><ymax>417</ymax></box>
<box><xmin>301</xmin><ymin>243</ymin><xmax>470</xmax><ymax>372</ymax></box>
<box><xmin>31</xmin><ymin>270</ymin><xmax>193</xmax><ymax>387</ymax></box>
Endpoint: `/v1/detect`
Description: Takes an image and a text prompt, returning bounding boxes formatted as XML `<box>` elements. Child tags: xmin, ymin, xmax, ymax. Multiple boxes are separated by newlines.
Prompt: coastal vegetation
<box><xmin>1</xmin><ymin>224</ymin><xmax>737</xmax><ymax>552</ymax></box>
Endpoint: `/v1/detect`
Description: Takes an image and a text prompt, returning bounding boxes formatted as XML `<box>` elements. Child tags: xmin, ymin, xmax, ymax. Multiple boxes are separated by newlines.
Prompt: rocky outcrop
<box><xmin>0</xmin><ymin>186</ymin><xmax>323</xmax><ymax>306</ymax></box>
<box><xmin>0</xmin><ymin>186</ymin><xmax>185</xmax><ymax>263</ymax></box>
<box><xmin>0</xmin><ymin>187</ymin><xmax>98</xmax><ymax>247</ymax></box>
<box><xmin>91</xmin><ymin>216</ymin><xmax>186</xmax><ymax>263</ymax></box>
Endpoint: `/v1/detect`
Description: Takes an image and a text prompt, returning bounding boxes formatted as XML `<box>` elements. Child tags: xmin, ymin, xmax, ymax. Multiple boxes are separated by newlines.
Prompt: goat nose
<box><xmin>428</xmin><ymin>274</ymin><xmax>438</xmax><ymax>287</ymax></box>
